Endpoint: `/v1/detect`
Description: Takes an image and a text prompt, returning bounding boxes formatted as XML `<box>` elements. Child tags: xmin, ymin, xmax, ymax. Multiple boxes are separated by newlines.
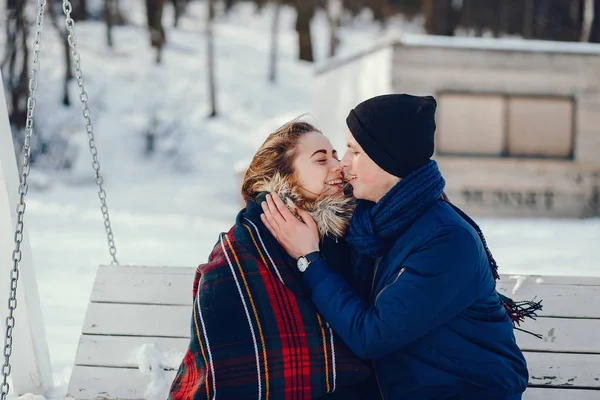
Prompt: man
<box><xmin>261</xmin><ymin>94</ymin><xmax>538</xmax><ymax>399</ymax></box>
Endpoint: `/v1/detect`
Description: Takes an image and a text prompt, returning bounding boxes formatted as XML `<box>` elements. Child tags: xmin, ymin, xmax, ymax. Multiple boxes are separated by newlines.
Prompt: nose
<box><xmin>331</xmin><ymin>158</ymin><xmax>342</xmax><ymax>173</ymax></box>
<box><xmin>341</xmin><ymin>151</ymin><xmax>351</xmax><ymax>169</ymax></box>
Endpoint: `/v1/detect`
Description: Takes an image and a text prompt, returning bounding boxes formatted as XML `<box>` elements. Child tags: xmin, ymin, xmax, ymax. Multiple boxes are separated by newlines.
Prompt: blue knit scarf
<box><xmin>344</xmin><ymin>160</ymin><xmax>444</xmax><ymax>299</ymax></box>
<box><xmin>345</xmin><ymin>160</ymin><xmax>542</xmax><ymax>336</ymax></box>
<box><xmin>346</xmin><ymin>160</ymin><xmax>445</xmax><ymax>260</ymax></box>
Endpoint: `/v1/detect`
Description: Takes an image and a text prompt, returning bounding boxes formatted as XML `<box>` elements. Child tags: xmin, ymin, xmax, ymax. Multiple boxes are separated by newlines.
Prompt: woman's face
<box><xmin>292</xmin><ymin>131</ymin><xmax>344</xmax><ymax>200</ymax></box>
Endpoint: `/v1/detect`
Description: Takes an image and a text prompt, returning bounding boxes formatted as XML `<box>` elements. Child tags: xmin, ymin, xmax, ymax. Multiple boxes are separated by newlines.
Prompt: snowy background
<box><xmin>1</xmin><ymin>0</ymin><xmax>599</xmax><ymax>398</ymax></box>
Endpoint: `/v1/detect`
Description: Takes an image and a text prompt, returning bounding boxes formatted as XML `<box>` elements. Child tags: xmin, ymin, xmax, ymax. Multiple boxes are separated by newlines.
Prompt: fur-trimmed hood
<box><xmin>256</xmin><ymin>174</ymin><xmax>355</xmax><ymax>238</ymax></box>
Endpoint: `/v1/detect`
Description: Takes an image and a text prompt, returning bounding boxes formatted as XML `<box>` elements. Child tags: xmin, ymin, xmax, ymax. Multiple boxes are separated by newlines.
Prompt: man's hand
<box><xmin>260</xmin><ymin>193</ymin><xmax>320</xmax><ymax>259</ymax></box>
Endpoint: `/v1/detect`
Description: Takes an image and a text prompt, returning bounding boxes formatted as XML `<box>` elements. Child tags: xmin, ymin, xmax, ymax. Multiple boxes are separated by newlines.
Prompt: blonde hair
<box><xmin>241</xmin><ymin>120</ymin><xmax>321</xmax><ymax>202</ymax></box>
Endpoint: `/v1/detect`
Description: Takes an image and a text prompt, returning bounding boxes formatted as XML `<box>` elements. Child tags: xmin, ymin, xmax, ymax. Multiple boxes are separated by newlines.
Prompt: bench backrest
<box><xmin>67</xmin><ymin>266</ymin><xmax>600</xmax><ymax>399</ymax></box>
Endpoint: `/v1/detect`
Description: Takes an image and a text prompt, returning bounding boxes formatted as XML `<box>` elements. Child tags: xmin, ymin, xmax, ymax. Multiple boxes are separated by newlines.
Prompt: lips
<box><xmin>324</xmin><ymin>177</ymin><xmax>344</xmax><ymax>194</ymax></box>
<box><xmin>325</xmin><ymin>178</ymin><xmax>343</xmax><ymax>186</ymax></box>
<box><xmin>344</xmin><ymin>174</ymin><xmax>357</xmax><ymax>182</ymax></box>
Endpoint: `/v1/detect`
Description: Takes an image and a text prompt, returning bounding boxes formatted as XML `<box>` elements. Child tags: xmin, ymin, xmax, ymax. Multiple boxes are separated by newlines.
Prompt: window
<box><xmin>437</xmin><ymin>94</ymin><xmax>505</xmax><ymax>156</ymax></box>
<box><xmin>436</xmin><ymin>93</ymin><xmax>574</xmax><ymax>159</ymax></box>
<box><xmin>507</xmin><ymin>97</ymin><xmax>573</xmax><ymax>158</ymax></box>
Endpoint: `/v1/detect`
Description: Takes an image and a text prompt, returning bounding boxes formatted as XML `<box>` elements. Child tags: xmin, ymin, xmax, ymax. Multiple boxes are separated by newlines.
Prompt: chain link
<box><xmin>1</xmin><ymin>2</ymin><xmax>46</xmax><ymax>399</ymax></box>
<box><xmin>62</xmin><ymin>0</ymin><xmax>119</xmax><ymax>265</ymax></box>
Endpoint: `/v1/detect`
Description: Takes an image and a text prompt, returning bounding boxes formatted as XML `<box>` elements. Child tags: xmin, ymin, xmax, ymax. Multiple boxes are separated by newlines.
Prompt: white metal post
<box><xmin>0</xmin><ymin>74</ymin><xmax>54</xmax><ymax>395</ymax></box>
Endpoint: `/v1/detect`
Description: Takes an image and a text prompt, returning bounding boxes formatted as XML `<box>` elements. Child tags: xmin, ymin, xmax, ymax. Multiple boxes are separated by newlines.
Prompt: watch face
<box><xmin>297</xmin><ymin>256</ymin><xmax>309</xmax><ymax>272</ymax></box>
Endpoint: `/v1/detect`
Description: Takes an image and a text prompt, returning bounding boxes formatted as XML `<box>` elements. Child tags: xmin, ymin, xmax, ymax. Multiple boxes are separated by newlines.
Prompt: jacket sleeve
<box><xmin>302</xmin><ymin>225</ymin><xmax>481</xmax><ymax>360</ymax></box>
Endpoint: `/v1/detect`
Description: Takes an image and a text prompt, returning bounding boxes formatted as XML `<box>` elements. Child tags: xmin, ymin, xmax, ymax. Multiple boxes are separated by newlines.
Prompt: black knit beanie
<box><xmin>346</xmin><ymin>94</ymin><xmax>437</xmax><ymax>178</ymax></box>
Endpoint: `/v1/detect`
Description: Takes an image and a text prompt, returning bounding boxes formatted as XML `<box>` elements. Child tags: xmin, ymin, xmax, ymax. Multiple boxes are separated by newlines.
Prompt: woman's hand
<box><xmin>261</xmin><ymin>193</ymin><xmax>320</xmax><ymax>259</ymax></box>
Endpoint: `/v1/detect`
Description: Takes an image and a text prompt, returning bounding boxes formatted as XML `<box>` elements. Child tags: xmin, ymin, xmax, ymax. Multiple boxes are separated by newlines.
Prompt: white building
<box><xmin>315</xmin><ymin>34</ymin><xmax>600</xmax><ymax>218</ymax></box>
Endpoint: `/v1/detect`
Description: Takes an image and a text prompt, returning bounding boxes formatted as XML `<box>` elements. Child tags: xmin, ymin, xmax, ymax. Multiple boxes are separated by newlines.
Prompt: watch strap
<box><xmin>303</xmin><ymin>251</ymin><xmax>322</xmax><ymax>264</ymax></box>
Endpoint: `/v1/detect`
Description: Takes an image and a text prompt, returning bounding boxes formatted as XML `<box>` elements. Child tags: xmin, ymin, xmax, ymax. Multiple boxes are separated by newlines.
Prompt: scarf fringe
<box><xmin>498</xmin><ymin>293</ymin><xmax>544</xmax><ymax>339</ymax></box>
<box><xmin>443</xmin><ymin>195</ymin><xmax>544</xmax><ymax>339</ymax></box>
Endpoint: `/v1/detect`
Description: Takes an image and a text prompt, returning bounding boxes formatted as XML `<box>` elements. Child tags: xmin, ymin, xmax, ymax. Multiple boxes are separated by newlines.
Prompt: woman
<box><xmin>169</xmin><ymin>120</ymin><xmax>374</xmax><ymax>400</ymax></box>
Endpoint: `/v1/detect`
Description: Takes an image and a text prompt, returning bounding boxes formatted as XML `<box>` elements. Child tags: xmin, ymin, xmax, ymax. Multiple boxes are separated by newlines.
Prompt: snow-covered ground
<box><xmin>1</xmin><ymin>1</ymin><xmax>599</xmax><ymax>398</ymax></box>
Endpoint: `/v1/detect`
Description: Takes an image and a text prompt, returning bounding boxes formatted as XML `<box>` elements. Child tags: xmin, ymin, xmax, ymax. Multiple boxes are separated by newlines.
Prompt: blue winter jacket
<box><xmin>303</xmin><ymin>200</ymin><xmax>529</xmax><ymax>400</ymax></box>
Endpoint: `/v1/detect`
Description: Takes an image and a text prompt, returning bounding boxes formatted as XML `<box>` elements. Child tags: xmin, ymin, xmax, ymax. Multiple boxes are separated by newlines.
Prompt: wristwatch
<box><xmin>297</xmin><ymin>251</ymin><xmax>322</xmax><ymax>273</ymax></box>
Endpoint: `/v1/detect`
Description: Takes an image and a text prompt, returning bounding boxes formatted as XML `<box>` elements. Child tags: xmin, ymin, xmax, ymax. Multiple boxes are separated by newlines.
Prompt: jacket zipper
<box><xmin>370</xmin><ymin>264</ymin><xmax>407</xmax><ymax>399</ymax></box>
<box><xmin>374</xmin><ymin>267</ymin><xmax>406</xmax><ymax>305</ymax></box>
<box><xmin>371</xmin><ymin>258</ymin><xmax>381</xmax><ymax>299</ymax></box>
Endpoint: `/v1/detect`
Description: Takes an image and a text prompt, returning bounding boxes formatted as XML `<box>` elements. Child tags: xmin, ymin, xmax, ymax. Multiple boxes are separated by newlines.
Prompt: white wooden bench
<box><xmin>67</xmin><ymin>265</ymin><xmax>600</xmax><ymax>399</ymax></box>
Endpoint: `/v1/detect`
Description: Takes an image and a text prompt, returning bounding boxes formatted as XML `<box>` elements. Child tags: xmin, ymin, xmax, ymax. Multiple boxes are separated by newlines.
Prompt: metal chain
<box><xmin>1</xmin><ymin>2</ymin><xmax>46</xmax><ymax>398</ymax></box>
<box><xmin>62</xmin><ymin>0</ymin><xmax>119</xmax><ymax>265</ymax></box>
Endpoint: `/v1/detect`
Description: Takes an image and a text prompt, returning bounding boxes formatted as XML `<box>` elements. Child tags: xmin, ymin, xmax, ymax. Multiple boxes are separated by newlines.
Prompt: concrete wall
<box><xmin>314</xmin><ymin>45</ymin><xmax>393</xmax><ymax>153</ymax></box>
<box><xmin>390</xmin><ymin>43</ymin><xmax>600</xmax><ymax>218</ymax></box>
<box><xmin>391</xmin><ymin>43</ymin><xmax>600</xmax><ymax>165</ymax></box>
<box><xmin>439</xmin><ymin>157</ymin><xmax>600</xmax><ymax>218</ymax></box>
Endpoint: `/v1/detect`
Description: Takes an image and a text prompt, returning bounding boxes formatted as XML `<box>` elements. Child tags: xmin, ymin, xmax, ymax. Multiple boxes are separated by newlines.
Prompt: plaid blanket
<box><xmin>169</xmin><ymin>201</ymin><xmax>372</xmax><ymax>400</ymax></box>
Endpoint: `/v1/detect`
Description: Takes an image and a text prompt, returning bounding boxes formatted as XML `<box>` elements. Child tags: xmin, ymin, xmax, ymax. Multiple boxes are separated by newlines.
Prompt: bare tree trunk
<box><xmin>47</xmin><ymin>0</ymin><xmax>73</xmax><ymax>105</ymax></box>
<box><xmin>423</xmin><ymin>0</ymin><xmax>458</xmax><ymax>36</ymax></box>
<box><xmin>522</xmin><ymin>0</ymin><xmax>535</xmax><ymax>38</ymax></box>
<box><xmin>14</xmin><ymin>16</ymin><xmax>29</xmax><ymax>128</ymax></box>
<box><xmin>393</xmin><ymin>0</ymin><xmax>421</xmax><ymax>20</ymax></box>
<box><xmin>207</xmin><ymin>0</ymin><xmax>217</xmax><ymax>117</ymax></box>
<box><xmin>269</xmin><ymin>0</ymin><xmax>281</xmax><ymax>83</ymax></box>
<box><xmin>145</xmin><ymin>0</ymin><xmax>166</xmax><ymax>63</ymax></box>
<box><xmin>573</xmin><ymin>0</ymin><xmax>586</xmax><ymax>41</ymax></box>
<box><xmin>225</xmin><ymin>0</ymin><xmax>236</xmax><ymax>13</ymax></box>
<box><xmin>71</xmin><ymin>0</ymin><xmax>88</xmax><ymax>21</ymax></box>
<box><xmin>342</xmin><ymin>0</ymin><xmax>362</xmax><ymax>18</ymax></box>
<box><xmin>328</xmin><ymin>0</ymin><xmax>342</xmax><ymax>57</ymax></box>
<box><xmin>4</xmin><ymin>0</ymin><xmax>30</xmax><ymax>130</ymax></box>
<box><xmin>2</xmin><ymin>1</ymin><xmax>18</xmax><ymax>70</ymax></box>
<box><xmin>590</xmin><ymin>0</ymin><xmax>600</xmax><ymax>41</ymax></box>
<box><xmin>114</xmin><ymin>0</ymin><xmax>126</xmax><ymax>24</ymax></box>
<box><xmin>171</xmin><ymin>0</ymin><xmax>186</xmax><ymax>27</ymax></box>
<box><xmin>104</xmin><ymin>0</ymin><xmax>115</xmax><ymax>48</ymax></box>
<box><xmin>294</xmin><ymin>0</ymin><xmax>316</xmax><ymax>62</ymax></box>
<box><xmin>254</xmin><ymin>0</ymin><xmax>267</xmax><ymax>14</ymax></box>
<box><xmin>497</xmin><ymin>1</ymin><xmax>511</xmax><ymax>37</ymax></box>
<box><xmin>537</xmin><ymin>0</ymin><xmax>583</xmax><ymax>42</ymax></box>
<box><xmin>369</xmin><ymin>0</ymin><xmax>389</xmax><ymax>28</ymax></box>
<box><xmin>582</xmin><ymin>0</ymin><xmax>595</xmax><ymax>41</ymax></box>
<box><xmin>62</xmin><ymin>36</ymin><xmax>72</xmax><ymax>105</ymax></box>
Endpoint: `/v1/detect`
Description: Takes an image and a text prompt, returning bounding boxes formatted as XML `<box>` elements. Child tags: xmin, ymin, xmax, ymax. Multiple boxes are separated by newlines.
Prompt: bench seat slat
<box><xmin>89</xmin><ymin>266</ymin><xmax>600</xmax><ymax>311</ymax></box>
<box><xmin>91</xmin><ymin>265</ymin><xmax>195</xmax><ymax>305</ymax></box>
<box><xmin>74</xmin><ymin>335</ymin><xmax>189</xmax><ymax>368</ymax></box>
<box><xmin>525</xmin><ymin>351</ymin><xmax>600</xmax><ymax>388</ymax></box>
<box><xmin>498</xmin><ymin>275</ymin><xmax>600</xmax><ymax>287</ymax></box>
<box><xmin>68</xmin><ymin>365</ymin><xmax>177</xmax><ymax>400</ymax></box>
<box><xmin>524</xmin><ymin>388</ymin><xmax>600</xmax><ymax>399</ymax></box>
<box><xmin>74</xmin><ymin>335</ymin><xmax>600</xmax><ymax>388</ymax></box>
<box><xmin>81</xmin><ymin>301</ymin><xmax>600</xmax><ymax>353</ymax></box>
<box><xmin>82</xmin><ymin>303</ymin><xmax>191</xmax><ymax>337</ymax></box>
<box><xmin>515</xmin><ymin>318</ymin><xmax>600</xmax><ymax>353</ymax></box>
<box><xmin>66</xmin><ymin>364</ymin><xmax>600</xmax><ymax>400</ymax></box>
<box><xmin>496</xmin><ymin>281</ymin><xmax>600</xmax><ymax>319</ymax></box>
